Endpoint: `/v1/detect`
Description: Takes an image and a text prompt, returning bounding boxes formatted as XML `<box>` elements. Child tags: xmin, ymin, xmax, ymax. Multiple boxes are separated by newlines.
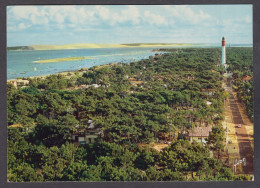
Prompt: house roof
<box><xmin>88</xmin><ymin>123</ymin><xmax>95</xmax><ymax>129</ymax></box>
<box><xmin>9</xmin><ymin>124</ymin><xmax>23</xmax><ymax>128</ymax></box>
<box><xmin>8</xmin><ymin>79</ymin><xmax>29</xmax><ymax>84</ymax></box>
<box><xmin>188</xmin><ymin>127</ymin><xmax>212</xmax><ymax>137</ymax></box>
<box><xmin>242</xmin><ymin>75</ymin><xmax>252</xmax><ymax>81</ymax></box>
<box><xmin>206</xmin><ymin>101</ymin><xmax>212</xmax><ymax>105</ymax></box>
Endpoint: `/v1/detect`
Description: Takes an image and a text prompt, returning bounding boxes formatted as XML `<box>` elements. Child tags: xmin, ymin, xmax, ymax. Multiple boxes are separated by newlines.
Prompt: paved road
<box><xmin>226</xmin><ymin>77</ymin><xmax>253</xmax><ymax>174</ymax></box>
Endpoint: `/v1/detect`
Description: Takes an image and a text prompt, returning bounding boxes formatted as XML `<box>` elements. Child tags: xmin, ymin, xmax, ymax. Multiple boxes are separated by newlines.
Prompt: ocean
<box><xmin>7</xmin><ymin>44</ymin><xmax>252</xmax><ymax>80</ymax></box>
<box><xmin>7</xmin><ymin>47</ymin><xmax>163</xmax><ymax>80</ymax></box>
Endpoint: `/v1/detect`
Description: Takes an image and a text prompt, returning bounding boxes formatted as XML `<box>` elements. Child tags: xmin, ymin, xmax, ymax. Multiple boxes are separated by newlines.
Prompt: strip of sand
<box><xmin>34</xmin><ymin>56</ymin><xmax>93</xmax><ymax>63</ymax></box>
<box><xmin>9</xmin><ymin>43</ymin><xmax>196</xmax><ymax>51</ymax></box>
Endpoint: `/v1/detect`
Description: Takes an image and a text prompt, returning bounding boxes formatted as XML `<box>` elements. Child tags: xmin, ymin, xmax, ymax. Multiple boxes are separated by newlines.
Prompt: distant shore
<box><xmin>7</xmin><ymin>43</ymin><xmax>195</xmax><ymax>51</ymax></box>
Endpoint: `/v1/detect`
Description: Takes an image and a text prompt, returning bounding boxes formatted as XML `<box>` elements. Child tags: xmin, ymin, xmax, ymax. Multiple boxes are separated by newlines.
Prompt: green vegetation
<box><xmin>7</xmin><ymin>46</ymin><xmax>34</xmax><ymax>51</ymax></box>
<box><xmin>120</xmin><ymin>43</ymin><xmax>193</xmax><ymax>47</ymax></box>
<box><xmin>226</xmin><ymin>47</ymin><xmax>253</xmax><ymax>120</ymax></box>
<box><xmin>7</xmin><ymin>47</ymin><xmax>253</xmax><ymax>181</ymax></box>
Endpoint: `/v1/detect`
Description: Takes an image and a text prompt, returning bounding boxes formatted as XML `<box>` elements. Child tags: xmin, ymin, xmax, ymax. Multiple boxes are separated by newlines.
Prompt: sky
<box><xmin>7</xmin><ymin>5</ymin><xmax>252</xmax><ymax>46</ymax></box>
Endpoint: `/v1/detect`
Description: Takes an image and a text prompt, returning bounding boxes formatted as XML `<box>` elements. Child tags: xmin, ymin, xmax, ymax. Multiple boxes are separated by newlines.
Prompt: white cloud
<box><xmin>7</xmin><ymin>4</ymin><xmax>250</xmax><ymax>40</ymax></box>
<box><xmin>18</xmin><ymin>23</ymin><xmax>31</xmax><ymax>30</ymax></box>
<box><xmin>220</xmin><ymin>15</ymin><xmax>252</xmax><ymax>29</ymax></box>
<box><xmin>8</xmin><ymin>5</ymin><xmax>169</xmax><ymax>30</ymax></box>
<box><xmin>30</xmin><ymin>14</ymin><xmax>49</xmax><ymax>25</ymax></box>
<box><xmin>165</xmin><ymin>5</ymin><xmax>211</xmax><ymax>24</ymax></box>
<box><xmin>55</xmin><ymin>13</ymin><xmax>64</xmax><ymax>24</ymax></box>
<box><xmin>121</xmin><ymin>5</ymin><xmax>140</xmax><ymax>24</ymax></box>
<box><xmin>18</xmin><ymin>23</ymin><xmax>26</xmax><ymax>29</ymax></box>
<box><xmin>8</xmin><ymin>5</ymin><xmax>98</xmax><ymax>31</ymax></box>
<box><xmin>98</xmin><ymin>5</ymin><xmax>141</xmax><ymax>25</ymax></box>
<box><xmin>10</xmin><ymin>6</ymin><xmax>37</xmax><ymax>19</ymax></box>
<box><xmin>95</xmin><ymin>6</ymin><xmax>110</xmax><ymax>20</ymax></box>
<box><xmin>144</xmin><ymin>11</ymin><xmax>168</xmax><ymax>26</ymax></box>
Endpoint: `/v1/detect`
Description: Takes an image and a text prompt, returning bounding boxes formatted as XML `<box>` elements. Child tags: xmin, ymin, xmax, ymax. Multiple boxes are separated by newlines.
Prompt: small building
<box><xmin>201</xmin><ymin>89</ymin><xmax>216</xmax><ymax>96</ymax></box>
<box><xmin>206</xmin><ymin>101</ymin><xmax>212</xmax><ymax>105</ymax></box>
<box><xmin>71</xmin><ymin>121</ymin><xmax>103</xmax><ymax>144</ymax></box>
<box><xmin>242</xmin><ymin>75</ymin><xmax>252</xmax><ymax>82</ymax></box>
<box><xmin>85</xmin><ymin>84</ymin><xmax>101</xmax><ymax>89</ymax></box>
<box><xmin>8</xmin><ymin>124</ymin><xmax>34</xmax><ymax>132</ymax></box>
<box><xmin>188</xmin><ymin>127</ymin><xmax>212</xmax><ymax>145</ymax></box>
<box><xmin>8</xmin><ymin>79</ymin><xmax>30</xmax><ymax>89</ymax></box>
<box><xmin>71</xmin><ymin>128</ymin><xmax>86</xmax><ymax>143</ymax></box>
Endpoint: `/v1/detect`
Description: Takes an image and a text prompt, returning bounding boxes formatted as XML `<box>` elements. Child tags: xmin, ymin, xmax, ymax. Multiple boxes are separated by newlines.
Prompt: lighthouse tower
<box><xmin>222</xmin><ymin>37</ymin><xmax>226</xmax><ymax>68</ymax></box>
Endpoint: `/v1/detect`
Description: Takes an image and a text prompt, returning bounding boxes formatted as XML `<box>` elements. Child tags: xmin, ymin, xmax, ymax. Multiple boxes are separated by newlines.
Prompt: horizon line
<box><xmin>7</xmin><ymin>42</ymin><xmax>253</xmax><ymax>48</ymax></box>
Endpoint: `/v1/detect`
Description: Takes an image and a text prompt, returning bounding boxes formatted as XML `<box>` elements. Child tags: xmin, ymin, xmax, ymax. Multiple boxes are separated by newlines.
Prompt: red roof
<box><xmin>242</xmin><ymin>75</ymin><xmax>252</xmax><ymax>81</ymax></box>
<box><xmin>188</xmin><ymin>127</ymin><xmax>212</xmax><ymax>137</ymax></box>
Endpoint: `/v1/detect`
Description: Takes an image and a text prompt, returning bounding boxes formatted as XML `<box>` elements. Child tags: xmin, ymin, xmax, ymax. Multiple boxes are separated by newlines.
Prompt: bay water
<box><xmin>7</xmin><ymin>47</ymin><xmax>162</xmax><ymax>80</ymax></box>
<box><xmin>7</xmin><ymin>44</ymin><xmax>252</xmax><ymax>80</ymax></box>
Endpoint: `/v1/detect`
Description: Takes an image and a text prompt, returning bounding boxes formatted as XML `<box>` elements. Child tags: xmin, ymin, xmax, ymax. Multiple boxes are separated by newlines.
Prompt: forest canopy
<box><xmin>7</xmin><ymin>47</ymin><xmax>253</xmax><ymax>181</ymax></box>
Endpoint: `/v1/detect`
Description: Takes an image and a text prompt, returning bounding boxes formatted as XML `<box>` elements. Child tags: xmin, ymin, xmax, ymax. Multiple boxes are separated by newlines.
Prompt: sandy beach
<box><xmin>7</xmin><ymin>62</ymin><xmax>121</xmax><ymax>82</ymax></box>
<box><xmin>34</xmin><ymin>56</ymin><xmax>93</xmax><ymax>63</ymax></box>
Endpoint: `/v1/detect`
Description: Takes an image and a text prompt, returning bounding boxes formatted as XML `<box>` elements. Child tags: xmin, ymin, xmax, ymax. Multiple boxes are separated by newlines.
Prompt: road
<box><xmin>225</xmin><ymin>76</ymin><xmax>254</xmax><ymax>174</ymax></box>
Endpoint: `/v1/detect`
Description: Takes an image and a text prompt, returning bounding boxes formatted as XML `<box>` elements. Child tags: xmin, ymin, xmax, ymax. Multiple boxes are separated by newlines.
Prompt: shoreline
<box><xmin>7</xmin><ymin>48</ymin><xmax>164</xmax><ymax>81</ymax></box>
<box><xmin>7</xmin><ymin>62</ymin><xmax>123</xmax><ymax>82</ymax></box>
<box><xmin>7</xmin><ymin>43</ymin><xmax>196</xmax><ymax>51</ymax></box>
<box><xmin>7</xmin><ymin>69</ymin><xmax>85</xmax><ymax>82</ymax></box>
<box><xmin>7</xmin><ymin>49</ymin><xmax>167</xmax><ymax>82</ymax></box>
<box><xmin>7</xmin><ymin>46</ymin><xmax>253</xmax><ymax>82</ymax></box>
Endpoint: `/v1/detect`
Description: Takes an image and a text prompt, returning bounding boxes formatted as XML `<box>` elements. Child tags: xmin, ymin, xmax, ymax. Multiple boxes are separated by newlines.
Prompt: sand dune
<box><xmin>10</xmin><ymin>43</ymin><xmax>194</xmax><ymax>51</ymax></box>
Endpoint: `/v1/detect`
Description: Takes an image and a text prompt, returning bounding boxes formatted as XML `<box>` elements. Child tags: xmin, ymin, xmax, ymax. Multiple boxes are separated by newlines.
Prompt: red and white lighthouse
<box><xmin>222</xmin><ymin>37</ymin><xmax>226</xmax><ymax>67</ymax></box>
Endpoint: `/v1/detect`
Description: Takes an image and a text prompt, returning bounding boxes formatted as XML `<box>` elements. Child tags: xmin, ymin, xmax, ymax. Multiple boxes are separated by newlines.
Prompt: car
<box><xmin>237</xmin><ymin>124</ymin><xmax>242</xmax><ymax>128</ymax></box>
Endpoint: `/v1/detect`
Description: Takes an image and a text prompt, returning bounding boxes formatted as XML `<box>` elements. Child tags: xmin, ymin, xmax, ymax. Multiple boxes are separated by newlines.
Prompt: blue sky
<box><xmin>7</xmin><ymin>5</ymin><xmax>252</xmax><ymax>46</ymax></box>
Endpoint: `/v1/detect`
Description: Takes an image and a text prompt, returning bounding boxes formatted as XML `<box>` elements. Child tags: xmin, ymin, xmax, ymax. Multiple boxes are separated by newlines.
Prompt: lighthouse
<box><xmin>222</xmin><ymin>37</ymin><xmax>226</xmax><ymax>68</ymax></box>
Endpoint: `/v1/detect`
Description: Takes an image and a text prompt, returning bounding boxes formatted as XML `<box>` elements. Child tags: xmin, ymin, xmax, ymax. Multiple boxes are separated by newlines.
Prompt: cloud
<box><xmin>96</xmin><ymin>5</ymin><xmax>141</xmax><ymax>25</ymax></box>
<box><xmin>165</xmin><ymin>5</ymin><xmax>211</xmax><ymax>24</ymax></box>
<box><xmin>9</xmin><ymin>6</ymin><xmax>38</xmax><ymax>19</ymax></box>
<box><xmin>18</xmin><ymin>23</ymin><xmax>29</xmax><ymax>30</ymax></box>
<box><xmin>30</xmin><ymin>14</ymin><xmax>49</xmax><ymax>25</ymax></box>
<box><xmin>7</xmin><ymin>5</ymin><xmax>252</xmax><ymax>45</ymax></box>
<box><xmin>121</xmin><ymin>5</ymin><xmax>140</xmax><ymax>24</ymax></box>
<box><xmin>97</xmin><ymin>6</ymin><xmax>168</xmax><ymax>26</ymax></box>
<box><xmin>95</xmin><ymin>6</ymin><xmax>110</xmax><ymax>20</ymax></box>
<box><xmin>7</xmin><ymin>22</ymin><xmax>31</xmax><ymax>31</ymax></box>
<box><xmin>144</xmin><ymin>11</ymin><xmax>168</xmax><ymax>26</ymax></box>
<box><xmin>8</xmin><ymin>5</ymin><xmax>98</xmax><ymax>31</ymax></box>
<box><xmin>8</xmin><ymin>5</ymin><xmax>169</xmax><ymax>31</ymax></box>
<box><xmin>55</xmin><ymin>13</ymin><xmax>64</xmax><ymax>24</ymax></box>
